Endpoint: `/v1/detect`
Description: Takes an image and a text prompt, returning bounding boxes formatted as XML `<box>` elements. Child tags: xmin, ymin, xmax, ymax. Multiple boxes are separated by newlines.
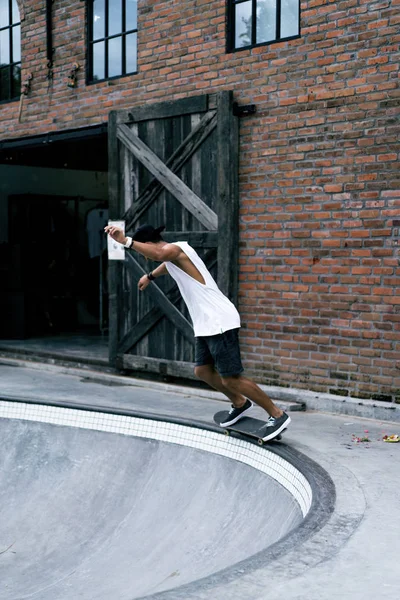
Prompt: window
<box><xmin>88</xmin><ymin>0</ymin><xmax>137</xmax><ymax>82</ymax></box>
<box><xmin>0</xmin><ymin>0</ymin><xmax>21</xmax><ymax>101</ymax></box>
<box><xmin>228</xmin><ymin>0</ymin><xmax>300</xmax><ymax>51</ymax></box>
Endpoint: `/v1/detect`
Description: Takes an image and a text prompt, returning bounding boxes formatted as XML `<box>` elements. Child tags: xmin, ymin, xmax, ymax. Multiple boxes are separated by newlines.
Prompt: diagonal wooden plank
<box><xmin>124</xmin><ymin>111</ymin><xmax>217</xmax><ymax>230</ymax></box>
<box><xmin>118</xmin><ymin>250</ymin><xmax>217</xmax><ymax>354</ymax></box>
<box><xmin>118</xmin><ymin>287</ymin><xmax>180</xmax><ymax>354</ymax></box>
<box><xmin>117</xmin><ymin>123</ymin><xmax>218</xmax><ymax>230</ymax></box>
<box><xmin>124</xmin><ymin>253</ymin><xmax>194</xmax><ymax>343</ymax></box>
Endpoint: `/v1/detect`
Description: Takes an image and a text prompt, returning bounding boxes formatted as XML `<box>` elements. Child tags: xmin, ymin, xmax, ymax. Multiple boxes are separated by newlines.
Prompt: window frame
<box><xmin>86</xmin><ymin>0</ymin><xmax>138</xmax><ymax>85</ymax></box>
<box><xmin>226</xmin><ymin>0</ymin><xmax>301</xmax><ymax>53</ymax></box>
<box><xmin>0</xmin><ymin>0</ymin><xmax>21</xmax><ymax>103</ymax></box>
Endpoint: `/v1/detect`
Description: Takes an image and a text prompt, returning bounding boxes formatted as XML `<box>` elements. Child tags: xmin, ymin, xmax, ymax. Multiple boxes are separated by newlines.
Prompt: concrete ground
<box><xmin>0</xmin><ymin>359</ymin><xmax>399</xmax><ymax>600</ymax></box>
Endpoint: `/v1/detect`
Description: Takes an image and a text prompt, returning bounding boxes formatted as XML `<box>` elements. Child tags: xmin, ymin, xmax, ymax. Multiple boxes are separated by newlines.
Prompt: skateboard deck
<box><xmin>213</xmin><ymin>411</ymin><xmax>284</xmax><ymax>445</ymax></box>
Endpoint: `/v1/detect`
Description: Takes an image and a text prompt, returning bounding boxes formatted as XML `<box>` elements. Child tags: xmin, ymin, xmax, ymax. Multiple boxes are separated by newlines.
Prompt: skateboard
<box><xmin>213</xmin><ymin>411</ymin><xmax>285</xmax><ymax>446</ymax></box>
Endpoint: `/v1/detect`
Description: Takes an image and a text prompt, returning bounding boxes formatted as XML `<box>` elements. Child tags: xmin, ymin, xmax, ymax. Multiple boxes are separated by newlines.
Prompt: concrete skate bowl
<box><xmin>0</xmin><ymin>400</ymin><xmax>334</xmax><ymax>600</ymax></box>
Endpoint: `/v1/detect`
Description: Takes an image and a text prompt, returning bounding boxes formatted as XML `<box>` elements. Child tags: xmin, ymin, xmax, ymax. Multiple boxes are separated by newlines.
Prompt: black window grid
<box><xmin>227</xmin><ymin>0</ymin><xmax>300</xmax><ymax>53</ymax></box>
<box><xmin>87</xmin><ymin>0</ymin><xmax>138</xmax><ymax>83</ymax></box>
<box><xmin>0</xmin><ymin>0</ymin><xmax>21</xmax><ymax>101</ymax></box>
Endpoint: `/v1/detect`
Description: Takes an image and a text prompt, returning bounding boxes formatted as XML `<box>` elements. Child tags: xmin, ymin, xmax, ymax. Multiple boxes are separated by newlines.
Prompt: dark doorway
<box><xmin>3</xmin><ymin>194</ymin><xmax>108</xmax><ymax>339</ymax></box>
<box><xmin>0</xmin><ymin>126</ymin><xmax>108</xmax><ymax>344</ymax></box>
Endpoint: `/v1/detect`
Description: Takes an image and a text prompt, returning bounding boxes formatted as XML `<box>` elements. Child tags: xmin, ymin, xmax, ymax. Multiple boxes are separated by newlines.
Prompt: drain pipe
<box><xmin>46</xmin><ymin>0</ymin><xmax>54</xmax><ymax>69</ymax></box>
<box><xmin>46</xmin><ymin>0</ymin><xmax>54</xmax><ymax>86</ymax></box>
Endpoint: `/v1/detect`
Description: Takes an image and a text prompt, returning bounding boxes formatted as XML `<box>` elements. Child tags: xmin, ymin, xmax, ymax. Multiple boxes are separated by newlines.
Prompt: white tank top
<box><xmin>164</xmin><ymin>242</ymin><xmax>241</xmax><ymax>337</ymax></box>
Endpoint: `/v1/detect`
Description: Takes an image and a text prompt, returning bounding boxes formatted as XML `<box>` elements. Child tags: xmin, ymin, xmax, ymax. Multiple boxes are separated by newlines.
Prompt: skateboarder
<box><xmin>105</xmin><ymin>223</ymin><xmax>291</xmax><ymax>441</ymax></box>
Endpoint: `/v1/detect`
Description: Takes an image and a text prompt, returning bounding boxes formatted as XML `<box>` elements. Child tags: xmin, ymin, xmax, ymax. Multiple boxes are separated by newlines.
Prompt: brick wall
<box><xmin>1</xmin><ymin>0</ymin><xmax>399</xmax><ymax>400</ymax></box>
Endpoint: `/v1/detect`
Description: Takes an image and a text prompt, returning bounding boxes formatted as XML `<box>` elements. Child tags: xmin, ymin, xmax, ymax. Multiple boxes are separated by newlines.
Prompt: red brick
<box><xmin>0</xmin><ymin>0</ymin><xmax>398</xmax><ymax>400</ymax></box>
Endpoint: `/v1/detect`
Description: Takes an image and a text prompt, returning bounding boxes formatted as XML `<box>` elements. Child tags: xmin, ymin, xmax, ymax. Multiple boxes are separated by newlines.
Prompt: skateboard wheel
<box><xmin>257</xmin><ymin>439</ymin><xmax>264</xmax><ymax>446</ymax></box>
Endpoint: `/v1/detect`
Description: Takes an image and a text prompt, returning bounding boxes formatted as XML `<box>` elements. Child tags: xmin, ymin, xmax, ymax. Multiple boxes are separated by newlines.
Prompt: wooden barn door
<box><xmin>108</xmin><ymin>91</ymin><xmax>239</xmax><ymax>379</ymax></box>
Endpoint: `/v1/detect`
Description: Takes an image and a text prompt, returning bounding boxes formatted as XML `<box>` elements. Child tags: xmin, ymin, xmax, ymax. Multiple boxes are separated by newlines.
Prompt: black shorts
<box><xmin>195</xmin><ymin>328</ymin><xmax>243</xmax><ymax>377</ymax></box>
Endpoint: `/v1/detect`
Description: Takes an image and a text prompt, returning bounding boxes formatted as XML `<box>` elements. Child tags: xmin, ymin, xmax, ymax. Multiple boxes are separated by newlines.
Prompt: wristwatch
<box><xmin>124</xmin><ymin>236</ymin><xmax>133</xmax><ymax>248</ymax></box>
<box><xmin>147</xmin><ymin>272</ymin><xmax>155</xmax><ymax>281</ymax></box>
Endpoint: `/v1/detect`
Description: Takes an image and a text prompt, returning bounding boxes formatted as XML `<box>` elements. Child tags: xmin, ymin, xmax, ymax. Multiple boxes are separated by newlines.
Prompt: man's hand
<box><xmin>104</xmin><ymin>225</ymin><xmax>127</xmax><ymax>245</ymax></box>
<box><xmin>138</xmin><ymin>274</ymin><xmax>151</xmax><ymax>291</ymax></box>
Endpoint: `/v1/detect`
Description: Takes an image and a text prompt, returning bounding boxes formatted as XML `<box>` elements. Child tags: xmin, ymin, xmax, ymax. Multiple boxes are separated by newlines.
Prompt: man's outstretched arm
<box><xmin>104</xmin><ymin>225</ymin><xmax>180</xmax><ymax>262</ymax></box>
<box><xmin>138</xmin><ymin>262</ymin><xmax>168</xmax><ymax>291</ymax></box>
<box><xmin>150</xmin><ymin>263</ymin><xmax>168</xmax><ymax>278</ymax></box>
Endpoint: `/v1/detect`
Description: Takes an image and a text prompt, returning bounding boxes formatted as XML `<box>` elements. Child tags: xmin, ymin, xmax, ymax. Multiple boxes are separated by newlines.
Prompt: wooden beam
<box><xmin>121</xmin><ymin>354</ymin><xmax>197</xmax><ymax>380</ymax></box>
<box><xmin>117</xmin><ymin>124</ymin><xmax>218</xmax><ymax>230</ymax></box>
<box><xmin>122</xmin><ymin>123</ymin><xmax>138</xmax><ymax>212</ymax></box>
<box><xmin>124</xmin><ymin>253</ymin><xmax>194</xmax><ymax>343</ymax></box>
<box><xmin>124</xmin><ymin>111</ymin><xmax>217</xmax><ymax>230</ymax></box>
<box><xmin>127</xmin><ymin>95</ymin><xmax>208</xmax><ymax>122</ymax></box>
<box><xmin>108</xmin><ymin>110</ymin><xmax>123</xmax><ymax>366</ymax></box>
<box><xmin>216</xmin><ymin>91</ymin><xmax>239</xmax><ymax>303</ymax></box>
<box><xmin>113</xmin><ymin>94</ymin><xmax>218</xmax><ymax>125</ymax></box>
<box><xmin>108</xmin><ymin>111</ymin><xmax>122</xmax><ymax>218</ymax></box>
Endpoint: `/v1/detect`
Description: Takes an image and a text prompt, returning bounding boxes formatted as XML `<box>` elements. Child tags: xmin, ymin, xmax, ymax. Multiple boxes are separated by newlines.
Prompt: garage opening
<box><xmin>0</xmin><ymin>125</ymin><xmax>109</xmax><ymax>364</ymax></box>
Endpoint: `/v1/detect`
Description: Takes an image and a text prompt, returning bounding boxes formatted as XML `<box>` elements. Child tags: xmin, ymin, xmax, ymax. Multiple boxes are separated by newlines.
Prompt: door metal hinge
<box><xmin>233</xmin><ymin>102</ymin><xmax>256</xmax><ymax>117</ymax></box>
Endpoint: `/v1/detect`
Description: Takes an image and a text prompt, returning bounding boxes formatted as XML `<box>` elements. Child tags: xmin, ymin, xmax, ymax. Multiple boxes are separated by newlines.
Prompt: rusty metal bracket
<box><xmin>233</xmin><ymin>102</ymin><xmax>256</xmax><ymax>117</ymax></box>
<box><xmin>18</xmin><ymin>73</ymin><xmax>33</xmax><ymax>123</ymax></box>
<box><xmin>67</xmin><ymin>63</ymin><xmax>80</xmax><ymax>88</ymax></box>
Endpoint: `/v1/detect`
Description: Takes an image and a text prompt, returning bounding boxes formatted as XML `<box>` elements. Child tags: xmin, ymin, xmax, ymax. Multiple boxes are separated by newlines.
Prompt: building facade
<box><xmin>0</xmin><ymin>0</ymin><xmax>399</xmax><ymax>401</ymax></box>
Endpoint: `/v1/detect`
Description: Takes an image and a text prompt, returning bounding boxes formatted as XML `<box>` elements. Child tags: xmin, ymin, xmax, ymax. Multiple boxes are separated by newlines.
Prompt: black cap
<box><xmin>132</xmin><ymin>224</ymin><xmax>166</xmax><ymax>243</ymax></box>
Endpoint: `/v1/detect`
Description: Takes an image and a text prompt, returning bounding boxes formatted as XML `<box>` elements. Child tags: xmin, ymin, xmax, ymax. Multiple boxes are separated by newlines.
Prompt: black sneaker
<box><xmin>219</xmin><ymin>399</ymin><xmax>254</xmax><ymax>427</ymax></box>
<box><xmin>262</xmin><ymin>412</ymin><xmax>291</xmax><ymax>442</ymax></box>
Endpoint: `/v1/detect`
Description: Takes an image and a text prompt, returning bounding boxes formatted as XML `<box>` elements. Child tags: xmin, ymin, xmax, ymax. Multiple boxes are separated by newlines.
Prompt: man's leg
<box><xmin>194</xmin><ymin>365</ymin><xmax>247</xmax><ymax>408</ymax></box>
<box><xmin>195</xmin><ymin>330</ymin><xmax>285</xmax><ymax>425</ymax></box>
<box><xmin>203</xmin><ymin>328</ymin><xmax>283</xmax><ymax>419</ymax></box>
<box><xmin>194</xmin><ymin>365</ymin><xmax>283</xmax><ymax>417</ymax></box>
<box><xmin>221</xmin><ymin>374</ymin><xmax>283</xmax><ymax>419</ymax></box>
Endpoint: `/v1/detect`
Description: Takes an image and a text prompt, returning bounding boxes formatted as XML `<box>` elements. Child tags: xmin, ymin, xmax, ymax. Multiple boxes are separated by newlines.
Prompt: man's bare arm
<box><xmin>130</xmin><ymin>240</ymin><xmax>181</xmax><ymax>261</ymax></box>
<box><xmin>151</xmin><ymin>263</ymin><xmax>168</xmax><ymax>278</ymax></box>
<box><xmin>104</xmin><ymin>225</ymin><xmax>181</xmax><ymax>262</ymax></box>
<box><xmin>138</xmin><ymin>262</ymin><xmax>168</xmax><ymax>291</ymax></box>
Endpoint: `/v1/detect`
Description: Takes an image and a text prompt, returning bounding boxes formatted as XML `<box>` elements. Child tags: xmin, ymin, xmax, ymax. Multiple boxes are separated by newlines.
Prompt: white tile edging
<box><xmin>0</xmin><ymin>400</ymin><xmax>312</xmax><ymax>517</ymax></box>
